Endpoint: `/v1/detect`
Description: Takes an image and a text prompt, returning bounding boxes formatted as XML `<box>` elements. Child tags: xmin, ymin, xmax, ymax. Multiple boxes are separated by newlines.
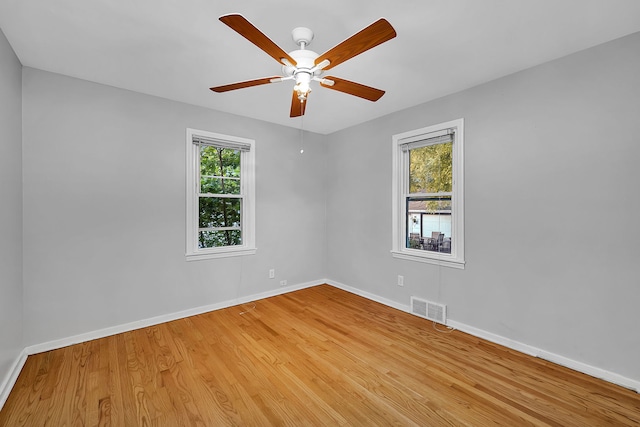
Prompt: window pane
<box><xmin>409</xmin><ymin>142</ymin><xmax>452</xmax><ymax>194</ymax></box>
<box><xmin>200</xmin><ymin>146</ymin><xmax>241</xmax><ymax>194</ymax></box>
<box><xmin>406</xmin><ymin>197</ymin><xmax>452</xmax><ymax>253</ymax></box>
<box><xmin>199</xmin><ymin>197</ymin><xmax>241</xmax><ymax>228</ymax></box>
<box><xmin>199</xmin><ymin>230</ymin><xmax>242</xmax><ymax>248</ymax></box>
<box><xmin>200</xmin><ymin>176</ymin><xmax>240</xmax><ymax>194</ymax></box>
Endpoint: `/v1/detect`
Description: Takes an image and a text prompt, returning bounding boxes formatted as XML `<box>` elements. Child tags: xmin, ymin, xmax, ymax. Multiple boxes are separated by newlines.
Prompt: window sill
<box><xmin>186</xmin><ymin>247</ymin><xmax>256</xmax><ymax>261</ymax></box>
<box><xmin>391</xmin><ymin>250</ymin><xmax>465</xmax><ymax>269</ymax></box>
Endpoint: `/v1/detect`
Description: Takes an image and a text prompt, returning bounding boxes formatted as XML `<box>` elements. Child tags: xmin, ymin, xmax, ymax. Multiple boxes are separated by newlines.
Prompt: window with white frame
<box><xmin>186</xmin><ymin>128</ymin><xmax>255</xmax><ymax>260</ymax></box>
<box><xmin>391</xmin><ymin>119</ymin><xmax>464</xmax><ymax>268</ymax></box>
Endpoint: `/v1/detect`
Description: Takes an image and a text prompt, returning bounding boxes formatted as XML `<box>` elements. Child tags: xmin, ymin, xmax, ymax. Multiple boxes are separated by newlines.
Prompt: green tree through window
<box><xmin>199</xmin><ymin>146</ymin><xmax>242</xmax><ymax>248</ymax></box>
<box><xmin>409</xmin><ymin>142</ymin><xmax>452</xmax><ymax>192</ymax></box>
<box><xmin>409</xmin><ymin>142</ymin><xmax>452</xmax><ymax>212</ymax></box>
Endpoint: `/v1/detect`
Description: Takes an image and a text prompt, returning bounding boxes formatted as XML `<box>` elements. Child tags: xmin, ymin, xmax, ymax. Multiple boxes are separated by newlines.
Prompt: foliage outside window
<box><xmin>392</xmin><ymin>119</ymin><xmax>464</xmax><ymax>268</ymax></box>
<box><xmin>186</xmin><ymin>129</ymin><xmax>255</xmax><ymax>260</ymax></box>
<box><xmin>199</xmin><ymin>145</ymin><xmax>242</xmax><ymax>248</ymax></box>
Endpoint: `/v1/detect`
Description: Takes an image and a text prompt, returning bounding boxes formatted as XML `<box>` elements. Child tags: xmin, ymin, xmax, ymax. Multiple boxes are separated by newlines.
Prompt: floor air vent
<box><xmin>410</xmin><ymin>297</ymin><xmax>447</xmax><ymax>324</ymax></box>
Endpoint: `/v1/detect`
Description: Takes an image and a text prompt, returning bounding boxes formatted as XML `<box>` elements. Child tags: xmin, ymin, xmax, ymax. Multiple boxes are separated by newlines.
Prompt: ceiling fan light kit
<box><xmin>210</xmin><ymin>14</ymin><xmax>396</xmax><ymax>117</ymax></box>
<box><xmin>284</xmin><ymin>44</ymin><xmax>322</xmax><ymax>103</ymax></box>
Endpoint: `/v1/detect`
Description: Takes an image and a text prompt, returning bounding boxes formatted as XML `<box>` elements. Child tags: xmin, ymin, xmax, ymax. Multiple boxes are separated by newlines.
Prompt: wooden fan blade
<box><xmin>320</xmin><ymin>76</ymin><xmax>385</xmax><ymax>101</ymax></box>
<box><xmin>290</xmin><ymin>91</ymin><xmax>307</xmax><ymax>117</ymax></box>
<box><xmin>314</xmin><ymin>18</ymin><xmax>396</xmax><ymax>71</ymax></box>
<box><xmin>210</xmin><ymin>76</ymin><xmax>281</xmax><ymax>92</ymax></box>
<box><xmin>220</xmin><ymin>14</ymin><xmax>297</xmax><ymax>66</ymax></box>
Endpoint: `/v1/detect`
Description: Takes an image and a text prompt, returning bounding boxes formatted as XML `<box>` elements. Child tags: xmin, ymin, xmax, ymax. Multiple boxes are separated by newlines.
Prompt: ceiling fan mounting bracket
<box><xmin>291</xmin><ymin>27</ymin><xmax>314</xmax><ymax>48</ymax></box>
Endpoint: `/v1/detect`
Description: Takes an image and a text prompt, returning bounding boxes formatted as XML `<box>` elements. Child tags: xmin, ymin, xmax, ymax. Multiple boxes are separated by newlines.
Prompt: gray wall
<box><xmin>0</xmin><ymin>29</ymin><xmax>23</xmax><ymax>384</ymax></box>
<box><xmin>10</xmin><ymin>28</ymin><xmax>640</xmax><ymax>388</ymax></box>
<box><xmin>326</xmin><ymin>32</ymin><xmax>640</xmax><ymax>381</ymax></box>
<box><xmin>22</xmin><ymin>68</ymin><xmax>327</xmax><ymax>345</ymax></box>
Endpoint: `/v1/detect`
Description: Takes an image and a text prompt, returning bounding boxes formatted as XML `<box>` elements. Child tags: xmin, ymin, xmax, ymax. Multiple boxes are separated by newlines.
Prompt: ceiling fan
<box><xmin>210</xmin><ymin>14</ymin><xmax>397</xmax><ymax>117</ymax></box>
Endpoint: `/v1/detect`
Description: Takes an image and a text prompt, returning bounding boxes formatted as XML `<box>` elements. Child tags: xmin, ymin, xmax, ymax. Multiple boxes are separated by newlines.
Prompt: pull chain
<box><xmin>300</xmin><ymin>114</ymin><xmax>305</xmax><ymax>154</ymax></box>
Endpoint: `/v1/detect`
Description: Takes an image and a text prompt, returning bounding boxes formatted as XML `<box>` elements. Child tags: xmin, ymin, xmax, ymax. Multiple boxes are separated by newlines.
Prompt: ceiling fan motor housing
<box><xmin>284</xmin><ymin>49</ymin><xmax>323</xmax><ymax>102</ymax></box>
<box><xmin>282</xmin><ymin>49</ymin><xmax>322</xmax><ymax>78</ymax></box>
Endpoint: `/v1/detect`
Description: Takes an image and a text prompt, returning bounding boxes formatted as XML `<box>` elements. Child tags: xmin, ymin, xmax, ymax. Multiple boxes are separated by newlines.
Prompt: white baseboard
<box><xmin>326</xmin><ymin>279</ymin><xmax>411</xmax><ymax>313</ymax></box>
<box><xmin>535</xmin><ymin>349</ymin><xmax>640</xmax><ymax>393</ymax></box>
<box><xmin>0</xmin><ymin>349</ymin><xmax>28</xmax><ymax>411</ymax></box>
<box><xmin>4</xmin><ymin>281</ymin><xmax>320</xmax><ymax>411</ymax></box>
<box><xmin>26</xmin><ymin>279</ymin><xmax>323</xmax><ymax>356</ymax></box>
<box><xmin>325</xmin><ymin>279</ymin><xmax>640</xmax><ymax>393</ymax></box>
<box><xmin>444</xmin><ymin>319</ymin><xmax>539</xmax><ymax>357</ymax></box>
<box><xmin>446</xmin><ymin>319</ymin><xmax>640</xmax><ymax>393</ymax></box>
<box><xmin>5</xmin><ymin>277</ymin><xmax>637</xmax><ymax>411</ymax></box>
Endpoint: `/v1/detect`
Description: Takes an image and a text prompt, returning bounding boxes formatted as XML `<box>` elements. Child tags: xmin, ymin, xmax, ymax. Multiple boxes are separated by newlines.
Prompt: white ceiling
<box><xmin>1</xmin><ymin>0</ymin><xmax>640</xmax><ymax>134</ymax></box>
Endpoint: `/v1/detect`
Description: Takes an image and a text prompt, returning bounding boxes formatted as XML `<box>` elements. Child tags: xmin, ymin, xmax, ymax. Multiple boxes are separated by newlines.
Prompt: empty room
<box><xmin>1</xmin><ymin>1</ymin><xmax>640</xmax><ymax>425</ymax></box>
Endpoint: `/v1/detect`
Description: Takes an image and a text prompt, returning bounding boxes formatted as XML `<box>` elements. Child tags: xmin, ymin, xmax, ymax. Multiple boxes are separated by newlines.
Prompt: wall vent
<box><xmin>410</xmin><ymin>297</ymin><xmax>447</xmax><ymax>324</ymax></box>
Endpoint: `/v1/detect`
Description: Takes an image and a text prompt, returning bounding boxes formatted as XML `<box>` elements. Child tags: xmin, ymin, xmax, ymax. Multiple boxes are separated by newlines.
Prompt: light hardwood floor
<box><xmin>1</xmin><ymin>284</ymin><xmax>639</xmax><ymax>426</ymax></box>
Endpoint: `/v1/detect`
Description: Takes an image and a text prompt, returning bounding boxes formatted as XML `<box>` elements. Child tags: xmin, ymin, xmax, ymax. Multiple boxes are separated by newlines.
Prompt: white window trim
<box><xmin>391</xmin><ymin>118</ymin><xmax>465</xmax><ymax>269</ymax></box>
<box><xmin>185</xmin><ymin>128</ymin><xmax>256</xmax><ymax>261</ymax></box>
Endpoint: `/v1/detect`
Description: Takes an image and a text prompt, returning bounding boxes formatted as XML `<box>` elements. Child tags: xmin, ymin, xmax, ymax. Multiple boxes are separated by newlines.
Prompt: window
<box><xmin>391</xmin><ymin>119</ymin><xmax>464</xmax><ymax>268</ymax></box>
<box><xmin>186</xmin><ymin>128</ymin><xmax>255</xmax><ymax>260</ymax></box>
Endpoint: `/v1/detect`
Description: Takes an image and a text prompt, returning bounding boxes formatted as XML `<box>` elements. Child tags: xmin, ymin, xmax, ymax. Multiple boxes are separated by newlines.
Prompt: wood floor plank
<box><xmin>1</xmin><ymin>284</ymin><xmax>639</xmax><ymax>426</ymax></box>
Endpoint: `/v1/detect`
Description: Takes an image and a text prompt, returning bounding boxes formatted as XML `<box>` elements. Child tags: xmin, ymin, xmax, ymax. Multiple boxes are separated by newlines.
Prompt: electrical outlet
<box><xmin>269</xmin><ymin>269</ymin><xmax>275</xmax><ymax>279</ymax></box>
<box><xmin>397</xmin><ymin>275</ymin><xmax>404</xmax><ymax>286</ymax></box>
<box><xmin>280</xmin><ymin>280</ymin><xmax>287</xmax><ymax>287</ymax></box>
